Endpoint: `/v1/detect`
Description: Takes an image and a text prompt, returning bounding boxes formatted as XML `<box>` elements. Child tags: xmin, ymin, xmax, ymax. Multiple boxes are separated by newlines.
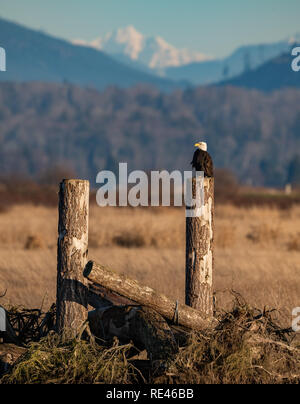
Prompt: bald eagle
<box><xmin>191</xmin><ymin>142</ymin><xmax>214</xmax><ymax>177</ymax></box>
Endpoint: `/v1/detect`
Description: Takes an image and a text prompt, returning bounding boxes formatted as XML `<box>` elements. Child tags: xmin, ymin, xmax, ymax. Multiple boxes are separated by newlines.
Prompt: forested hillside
<box><xmin>1</xmin><ymin>81</ymin><xmax>300</xmax><ymax>187</ymax></box>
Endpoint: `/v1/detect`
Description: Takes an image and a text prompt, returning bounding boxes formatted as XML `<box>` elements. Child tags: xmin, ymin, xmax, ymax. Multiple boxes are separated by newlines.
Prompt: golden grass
<box><xmin>0</xmin><ymin>204</ymin><xmax>299</xmax><ymax>329</ymax></box>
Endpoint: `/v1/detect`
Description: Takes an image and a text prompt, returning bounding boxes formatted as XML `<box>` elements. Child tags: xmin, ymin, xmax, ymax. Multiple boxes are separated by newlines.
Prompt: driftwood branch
<box><xmin>84</xmin><ymin>261</ymin><xmax>216</xmax><ymax>331</ymax></box>
<box><xmin>88</xmin><ymin>305</ymin><xmax>178</xmax><ymax>362</ymax></box>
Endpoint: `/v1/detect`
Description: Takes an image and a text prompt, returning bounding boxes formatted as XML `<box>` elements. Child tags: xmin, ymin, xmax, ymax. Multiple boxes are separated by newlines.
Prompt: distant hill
<box><xmin>219</xmin><ymin>52</ymin><xmax>300</xmax><ymax>91</ymax></box>
<box><xmin>0</xmin><ymin>81</ymin><xmax>300</xmax><ymax>187</ymax></box>
<box><xmin>165</xmin><ymin>38</ymin><xmax>300</xmax><ymax>85</ymax></box>
<box><xmin>0</xmin><ymin>17</ymin><xmax>181</xmax><ymax>91</ymax></box>
<box><xmin>73</xmin><ymin>25</ymin><xmax>211</xmax><ymax>71</ymax></box>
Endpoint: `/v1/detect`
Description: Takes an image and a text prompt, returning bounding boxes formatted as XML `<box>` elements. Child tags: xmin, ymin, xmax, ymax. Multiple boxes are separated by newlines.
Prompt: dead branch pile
<box><xmin>6</xmin><ymin>304</ymin><xmax>56</xmax><ymax>344</ymax></box>
<box><xmin>1</xmin><ymin>296</ymin><xmax>299</xmax><ymax>384</ymax></box>
<box><xmin>1</xmin><ymin>267</ymin><xmax>299</xmax><ymax>384</ymax></box>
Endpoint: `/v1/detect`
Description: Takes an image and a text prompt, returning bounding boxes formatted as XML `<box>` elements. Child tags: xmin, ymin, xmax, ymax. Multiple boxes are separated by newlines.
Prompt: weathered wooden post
<box><xmin>56</xmin><ymin>179</ymin><xmax>89</xmax><ymax>338</ymax></box>
<box><xmin>185</xmin><ymin>176</ymin><xmax>214</xmax><ymax>318</ymax></box>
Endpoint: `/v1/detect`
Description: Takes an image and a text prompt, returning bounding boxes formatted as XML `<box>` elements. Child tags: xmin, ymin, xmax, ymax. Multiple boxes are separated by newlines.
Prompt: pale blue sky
<box><xmin>0</xmin><ymin>0</ymin><xmax>299</xmax><ymax>57</ymax></box>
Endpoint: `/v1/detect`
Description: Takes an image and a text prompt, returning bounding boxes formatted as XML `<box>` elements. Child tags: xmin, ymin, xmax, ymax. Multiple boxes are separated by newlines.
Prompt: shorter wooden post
<box><xmin>186</xmin><ymin>177</ymin><xmax>214</xmax><ymax>318</ymax></box>
<box><xmin>56</xmin><ymin>179</ymin><xmax>89</xmax><ymax>338</ymax></box>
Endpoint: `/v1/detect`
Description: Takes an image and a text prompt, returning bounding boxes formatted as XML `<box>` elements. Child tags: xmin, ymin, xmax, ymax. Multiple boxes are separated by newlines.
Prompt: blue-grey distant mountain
<box><xmin>0</xmin><ymin>17</ymin><xmax>182</xmax><ymax>91</ymax></box>
<box><xmin>165</xmin><ymin>37</ymin><xmax>300</xmax><ymax>85</ymax></box>
<box><xmin>219</xmin><ymin>52</ymin><xmax>300</xmax><ymax>91</ymax></box>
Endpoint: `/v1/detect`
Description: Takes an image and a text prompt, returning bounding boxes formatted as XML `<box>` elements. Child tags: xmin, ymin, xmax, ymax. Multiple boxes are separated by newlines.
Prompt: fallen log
<box><xmin>89</xmin><ymin>284</ymin><xmax>134</xmax><ymax>308</ymax></box>
<box><xmin>88</xmin><ymin>290</ymin><xmax>112</xmax><ymax>310</ymax></box>
<box><xmin>84</xmin><ymin>261</ymin><xmax>216</xmax><ymax>331</ymax></box>
<box><xmin>88</xmin><ymin>305</ymin><xmax>178</xmax><ymax>363</ymax></box>
<box><xmin>87</xmin><ymin>289</ymin><xmax>190</xmax><ymax>347</ymax></box>
<box><xmin>88</xmin><ymin>284</ymin><xmax>135</xmax><ymax>310</ymax></box>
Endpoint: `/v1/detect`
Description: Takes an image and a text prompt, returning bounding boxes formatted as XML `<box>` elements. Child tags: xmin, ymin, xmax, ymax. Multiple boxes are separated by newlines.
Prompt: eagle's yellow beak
<box><xmin>194</xmin><ymin>143</ymin><xmax>200</xmax><ymax>147</ymax></box>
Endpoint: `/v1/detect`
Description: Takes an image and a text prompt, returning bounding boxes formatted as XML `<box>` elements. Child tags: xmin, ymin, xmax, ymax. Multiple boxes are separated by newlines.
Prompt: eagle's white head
<box><xmin>194</xmin><ymin>142</ymin><xmax>207</xmax><ymax>152</ymax></box>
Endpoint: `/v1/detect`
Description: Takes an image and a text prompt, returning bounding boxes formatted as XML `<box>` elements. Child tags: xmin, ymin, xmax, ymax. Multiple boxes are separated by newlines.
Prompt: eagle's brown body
<box><xmin>191</xmin><ymin>149</ymin><xmax>214</xmax><ymax>177</ymax></box>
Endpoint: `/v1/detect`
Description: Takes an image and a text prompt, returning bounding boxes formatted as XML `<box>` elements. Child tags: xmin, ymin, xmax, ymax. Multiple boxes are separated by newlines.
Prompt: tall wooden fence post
<box><xmin>56</xmin><ymin>179</ymin><xmax>90</xmax><ymax>338</ymax></box>
<box><xmin>185</xmin><ymin>176</ymin><xmax>214</xmax><ymax>318</ymax></box>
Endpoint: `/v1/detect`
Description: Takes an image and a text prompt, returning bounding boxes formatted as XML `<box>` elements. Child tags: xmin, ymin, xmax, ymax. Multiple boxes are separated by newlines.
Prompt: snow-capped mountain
<box><xmin>73</xmin><ymin>26</ymin><xmax>212</xmax><ymax>70</ymax></box>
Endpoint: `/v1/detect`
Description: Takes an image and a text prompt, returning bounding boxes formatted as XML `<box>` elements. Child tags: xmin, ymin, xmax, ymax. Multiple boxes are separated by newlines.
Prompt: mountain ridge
<box><xmin>165</xmin><ymin>37</ymin><xmax>300</xmax><ymax>85</ymax></box>
<box><xmin>218</xmin><ymin>51</ymin><xmax>300</xmax><ymax>91</ymax></box>
<box><xmin>0</xmin><ymin>17</ymin><xmax>182</xmax><ymax>91</ymax></box>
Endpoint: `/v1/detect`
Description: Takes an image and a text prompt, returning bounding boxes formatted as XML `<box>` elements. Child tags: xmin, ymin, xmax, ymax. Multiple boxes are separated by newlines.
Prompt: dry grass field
<box><xmin>0</xmin><ymin>203</ymin><xmax>299</xmax><ymax>329</ymax></box>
